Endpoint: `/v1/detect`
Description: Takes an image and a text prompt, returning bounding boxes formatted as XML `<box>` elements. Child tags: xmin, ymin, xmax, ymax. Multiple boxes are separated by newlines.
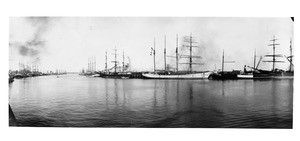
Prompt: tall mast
<box><xmin>180</xmin><ymin>33</ymin><xmax>202</xmax><ymax>73</ymax></box>
<box><xmin>289</xmin><ymin>38</ymin><xmax>293</xmax><ymax>71</ymax></box>
<box><xmin>166</xmin><ymin>34</ymin><xmax>179</xmax><ymax>72</ymax></box>
<box><xmin>164</xmin><ymin>35</ymin><xmax>167</xmax><ymax>72</ymax></box>
<box><xmin>91</xmin><ymin>57</ymin><xmax>93</xmax><ymax>72</ymax></box>
<box><xmin>222</xmin><ymin>50</ymin><xmax>224</xmax><ymax>72</ymax></box>
<box><xmin>105</xmin><ymin>50</ymin><xmax>108</xmax><ymax>72</ymax></box>
<box><xmin>94</xmin><ymin>56</ymin><xmax>96</xmax><ymax>71</ymax></box>
<box><xmin>90</xmin><ymin>57</ymin><xmax>91</xmax><ymax>72</ymax></box>
<box><xmin>222</xmin><ymin>50</ymin><xmax>235</xmax><ymax>73</ymax></box>
<box><xmin>93</xmin><ymin>57</ymin><xmax>95</xmax><ymax>72</ymax></box>
<box><xmin>268</xmin><ymin>36</ymin><xmax>280</xmax><ymax>71</ymax></box>
<box><xmin>253</xmin><ymin>49</ymin><xmax>256</xmax><ymax>69</ymax></box>
<box><xmin>113</xmin><ymin>46</ymin><xmax>117</xmax><ymax>73</ymax></box>
<box><xmin>263</xmin><ymin>36</ymin><xmax>285</xmax><ymax>71</ymax></box>
<box><xmin>189</xmin><ymin>33</ymin><xmax>193</xmax><ymax>72</ymax></box>
<box><xmin>153</xmin><ymin>37</ymin><xmax>156</xmax><ymax>72</ymax></box>
<box><xmin>87</xmin><ymin>58</ymin><xmax>89</xmax><ymax>72</ymax></box>
<box><xmin>122</xmin><ymin>51</ymin><xmax>125</xmax><ymax>72</ymax></box>
<box><xmin>176</xmin><ymin>34</ymin><xmax>179</xmax><ymax>73</ymax></box>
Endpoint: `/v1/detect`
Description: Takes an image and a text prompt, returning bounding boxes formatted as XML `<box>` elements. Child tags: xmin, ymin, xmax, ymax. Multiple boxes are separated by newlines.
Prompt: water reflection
<box><xmin>221</xmin><ymin>81</ymin><xmax>225</xmax><ymax>96</ymax></box>
<box><xmin>114</xmin><ymin>79</ymin><xmax>119</xmax><ymax>108</ymax></box>
<box><xmin>122</xmin><ymin>80</ymin><xmax>126</xmax><ymax>107</ymax></box>
<box><xmin>105</xmin><ymin>79</ymin><xmax>108</xmax><ymax>110</ymax></box>
<box><xmin>176</xmin><ymin>80</ymin><xmax>180</xmax><ymax>114</ymax></box>
<box><xmin>9</xmin><ymin>75</ymin><xmax>293</xmax><ymax>128</ymax></box>
<box><xmin>164</xmin><ymin>80</ymin><xmax>168</xmax><ymax>106</ymax></box>
<box><xmin>188</xmin><ymin>81</ymin><xmax>194</xmax><ymax>111</ymax></box>
<box><xmin>153</xmin><ymin>80</ymin><xmax>157</xmax><ymax>109</ymax></box>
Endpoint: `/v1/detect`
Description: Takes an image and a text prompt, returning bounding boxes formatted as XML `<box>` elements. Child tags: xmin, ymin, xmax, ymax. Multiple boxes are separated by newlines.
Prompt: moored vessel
<box><xmin>252</xmin><ymin>37</ymin><xmax>294</xmax><ymax>79</ymax></box>
<box><xmin>142</xmin><ymin>34</ymin><xmax>212</xmax><ymax>79</ymax></box>
<box><xmin>208</xmin><ymin>50</ymin><xmax>238</xmax><ymax>80</ymax></box>
<box><xmin>143</xmin><ymin>71</ymin><xmax>211</xmax><ymax>79</ymax></box>
<box><xmin>99</xmin><ymin>48</ymin><xmax>132</xmax><ymax>79</ymax></box>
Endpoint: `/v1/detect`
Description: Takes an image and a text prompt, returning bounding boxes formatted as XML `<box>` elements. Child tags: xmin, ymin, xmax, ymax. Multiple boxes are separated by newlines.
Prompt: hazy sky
<box><xmin>9</xmin><ymin>17</ymin><xmax>293</xmax><ymax>72</ymax></box>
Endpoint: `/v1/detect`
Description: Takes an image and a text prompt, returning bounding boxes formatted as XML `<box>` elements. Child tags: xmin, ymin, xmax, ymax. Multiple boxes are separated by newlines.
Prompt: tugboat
<box><xmin>208</xmin><ymin>50</ymin><xmax>238</xmax><ymax>80</ymax></box>
<box><xmin>142</xmin><ymin>34</ymin><xmax>212</xmax><ymax>79</ymax></box>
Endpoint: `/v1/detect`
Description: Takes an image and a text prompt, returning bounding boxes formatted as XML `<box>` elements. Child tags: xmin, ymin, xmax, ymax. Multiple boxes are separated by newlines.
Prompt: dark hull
<box><xmin>98</xmin><ymin>72</ymin><xmax>145</xmax><ymax>79</ymax></box>
<box><xmin>208</xmin><ymin>72</ymin><xmax>238</xmax><ymax>80</ymax></box>
<box><xmin>100</xmin><ymin>74</ymin><xmax>130</xmax><ymax>79</ymax></box>
<box><xmin>253</xmin><ymin>70</ymin><xmax>294</xmax><ymax>79</ymax></box>
<box><xmin>14</xmin><ymin>74</ymin><xmax>27</xmax><ymax>79</ymax></box>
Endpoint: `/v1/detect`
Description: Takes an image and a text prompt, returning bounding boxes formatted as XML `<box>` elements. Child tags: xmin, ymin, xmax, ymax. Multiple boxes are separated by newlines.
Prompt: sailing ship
<box><xmin>98</xmin><ymin>47</ymin><xmax>131</xmax><ymax>78</ymax></box>
<box><xmin>252</xmin><ymin>37</ymin><xmax>294</xmax><ymax>79</ymax></box>
<box><xmin>208</xmin><ymin>50</ymin><xmax>239</xmax><ymax>80</ymax></box>
<box><xmin>142</xmin><ymin>34</ymin><xmax>212</xmax><ymax>79</ymax></box>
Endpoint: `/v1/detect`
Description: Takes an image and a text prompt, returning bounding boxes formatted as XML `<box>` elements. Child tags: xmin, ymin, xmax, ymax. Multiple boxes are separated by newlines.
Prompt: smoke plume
<box><xmin>10</xmin><ymin>17</ymin><xmax>52</xmax><ymax>64</ymax></box>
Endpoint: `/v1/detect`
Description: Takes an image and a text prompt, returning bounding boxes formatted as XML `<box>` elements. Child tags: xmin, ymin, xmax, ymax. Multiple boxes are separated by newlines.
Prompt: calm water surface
<box><xmin>9</xmin><ymin>74</ymin><xmax>293</xmax><ymax>128</ymax></box>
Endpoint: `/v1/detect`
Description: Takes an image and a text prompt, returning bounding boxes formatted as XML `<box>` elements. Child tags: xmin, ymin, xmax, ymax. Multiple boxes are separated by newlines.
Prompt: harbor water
<box><xmin>9</xmin><ymin>74</ymin><xmax>293</xmax><ymax>128</ymax></box>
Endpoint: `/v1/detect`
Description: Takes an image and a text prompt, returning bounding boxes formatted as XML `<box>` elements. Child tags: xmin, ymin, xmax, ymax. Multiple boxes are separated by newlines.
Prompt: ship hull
<box><xmin>236</xmin><ymin>72</ymin><xmax>293</xmax><ymax>79</ymax></box>
<box><xmin>237</xmin><ymin>74</ymin><xmax>254</xmax><ymax>79</ymax></box>
<box><xmin>208</xmin><ymin>73</ymin><xmax>238</xmax><ymax>80</ymax></box>
<box><xmin>253</xmin><ymin>70</ymin><xmax>294</xmax><ymax>79</ymax></box>
<box><xmin>99</xmin><ymin>72</ymin><xmax>132</xmax><ymax>79</ymax></box>
<box><xmin>142</xmin><ymin>71</ymin><xmax>212</xmax><ymax>79</ymax></box>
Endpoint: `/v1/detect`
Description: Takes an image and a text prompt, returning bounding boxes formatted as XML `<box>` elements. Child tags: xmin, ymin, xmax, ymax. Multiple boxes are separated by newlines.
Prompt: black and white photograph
<box><xmin>1</xmin><ymin>1</ymin><xmax>299</xmax><ymax>141</ymax></box>
<box><xmin>8</xmin><ymin>17</ymin><xmax>294</xmax><ymax>128</ymax></box>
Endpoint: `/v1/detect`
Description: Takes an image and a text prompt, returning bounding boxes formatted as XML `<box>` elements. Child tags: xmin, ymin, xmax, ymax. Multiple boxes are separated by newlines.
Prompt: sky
<box><xmin>9</xmin><ymin>17</ymin><xmax>294</xmax><ymax>72</ymax></box>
